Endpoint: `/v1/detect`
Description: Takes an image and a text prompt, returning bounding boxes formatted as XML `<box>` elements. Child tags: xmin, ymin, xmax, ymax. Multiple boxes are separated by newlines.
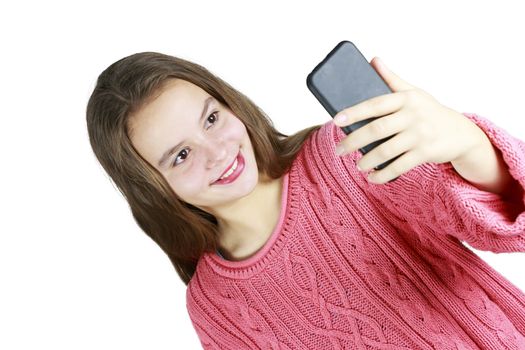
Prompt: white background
<box><xmin>2</xmin><ymin>1</ymin><xmax>524</xmax><ymax>349</ymax></box>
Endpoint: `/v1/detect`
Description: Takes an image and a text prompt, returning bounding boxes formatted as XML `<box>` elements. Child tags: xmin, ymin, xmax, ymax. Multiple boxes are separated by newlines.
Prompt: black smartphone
<box><xmin>307</xmin><ymin>40</ymin><xmax>403</xmax><ymax>173</ymax></box>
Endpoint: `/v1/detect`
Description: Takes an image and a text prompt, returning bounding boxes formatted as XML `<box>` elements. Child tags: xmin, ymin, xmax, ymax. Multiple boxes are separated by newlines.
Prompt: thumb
<box><xmin>371</xmin><ymin>57</ymin><xmax>415</xmax><ymax>92</ymax></box>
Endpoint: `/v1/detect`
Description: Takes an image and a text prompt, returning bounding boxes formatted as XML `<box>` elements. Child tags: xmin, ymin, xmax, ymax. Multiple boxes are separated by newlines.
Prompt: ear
<box><xmin>370</xmin><ymin>57</ymin><xmax>415</xmax><ymax>92</ymax></box>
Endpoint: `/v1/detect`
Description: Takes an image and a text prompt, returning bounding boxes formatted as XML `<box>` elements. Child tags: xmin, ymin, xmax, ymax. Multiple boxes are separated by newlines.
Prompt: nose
<box><xmin>200</xmin><ymin>139</ymin><xmax>228</xmax><ymax>167</ymax></box>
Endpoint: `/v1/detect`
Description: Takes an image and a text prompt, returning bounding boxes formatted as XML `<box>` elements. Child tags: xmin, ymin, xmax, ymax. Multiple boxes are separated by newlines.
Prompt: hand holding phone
<box><xmin>306</xmin><ymin>41</ymin><xmax>485</xmax><ymax>186</ymax></box>
<box><xmin>306</xmin><ymin>40</ymin><xmax>403</xmax><ymax>174</ymax></box>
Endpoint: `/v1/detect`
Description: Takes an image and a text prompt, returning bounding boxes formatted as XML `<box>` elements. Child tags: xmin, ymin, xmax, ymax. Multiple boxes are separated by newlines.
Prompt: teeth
<box><xmin>219</xmin><ymin>158</ymin><xmax>238</xmax><ymax>180</ymax></box>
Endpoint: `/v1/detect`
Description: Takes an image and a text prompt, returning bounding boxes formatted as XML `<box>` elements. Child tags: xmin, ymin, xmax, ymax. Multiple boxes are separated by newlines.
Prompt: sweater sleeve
<box><xmin>185</xmin><ymin>283</ymin><xmax>257</xmax><ymax>350</ymax></box>
<box><xmin>340</xmin><ymin>112</ymin><xmax>525</xmax><ymax>253</ymax></box>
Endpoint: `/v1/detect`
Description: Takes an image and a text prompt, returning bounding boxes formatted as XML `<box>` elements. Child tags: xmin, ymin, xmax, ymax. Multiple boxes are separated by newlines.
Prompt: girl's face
<box><xmin>129</xmin><ymin>79</ymin><xmax>260</xmax><ymax>212</ymax></box>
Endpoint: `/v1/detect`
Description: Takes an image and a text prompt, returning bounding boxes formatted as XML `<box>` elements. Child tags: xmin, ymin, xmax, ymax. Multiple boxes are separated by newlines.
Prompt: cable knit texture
<box><xmin>186</xmin><ymin>112</ymin><xmax>525</xmax><ymax>349</ymax></box>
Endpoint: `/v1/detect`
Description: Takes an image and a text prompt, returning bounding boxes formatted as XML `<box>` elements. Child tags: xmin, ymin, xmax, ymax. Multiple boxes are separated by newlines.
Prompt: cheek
<box><xmin>169</xmin><ymin>172</ymin><xmax>205</xmax><ymax>198</ymax></box>
<box><xmin>166</xmin><ymin>116</ymin><xmax>247</xmax><ymax>192</ymax></box>
<box><xmin>228</xmin><ymin>117</ymin><xmax>248</xmax><ymax>139</ymax></box>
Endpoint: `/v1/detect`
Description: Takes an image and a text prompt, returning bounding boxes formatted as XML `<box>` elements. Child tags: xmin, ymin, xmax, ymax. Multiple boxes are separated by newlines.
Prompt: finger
<box><xmin>370</xmin><ymin>57</ymin><xmax>416</xmax><ymax>92</ymax></box>
<box><xmin>336</xmin><ymin>111</ymin><xmax>408</xmax><ymax>156</ymax></box>
<box><xmin>356</xmin><ymin>129</ymin><xmax>416</xmax><ymax>172</ymax></box>
<box><xmin>366</xmin><ymin>149</ymin><xmax>425</xmax><ymax>184</ymax></box>
<box><xmin>333</xmin><ymin>91</ymin><xmax>405</xmax><ymax>127</ymax></box>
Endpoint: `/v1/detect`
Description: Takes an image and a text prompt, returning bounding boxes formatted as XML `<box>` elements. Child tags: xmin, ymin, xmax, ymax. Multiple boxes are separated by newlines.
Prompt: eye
<box><xmin>171</xmin><ymin>111</ymin><xmax>220</xmax><ymax>167</ymax></box>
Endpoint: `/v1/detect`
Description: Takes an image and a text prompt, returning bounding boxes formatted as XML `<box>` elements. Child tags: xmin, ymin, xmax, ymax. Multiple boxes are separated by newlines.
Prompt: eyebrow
<box><xmin>157</xmin><ymin>96</ymin><xmax>214</xmax><ymax>168</ymax></box>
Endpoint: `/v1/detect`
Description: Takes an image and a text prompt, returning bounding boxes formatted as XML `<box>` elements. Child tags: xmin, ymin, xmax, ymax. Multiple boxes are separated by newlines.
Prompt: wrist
<box><xmin>451</xmin><ymin>120</ymin><xmax>489</xmax><ymax>165</ymax></box>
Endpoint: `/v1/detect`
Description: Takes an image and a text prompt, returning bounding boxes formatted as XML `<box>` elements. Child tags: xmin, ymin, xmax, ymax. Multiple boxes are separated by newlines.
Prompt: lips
<box><xmin>213</xmin><ymin>150</ymin><xmax>240</xmax><ymax>183</ymax></box>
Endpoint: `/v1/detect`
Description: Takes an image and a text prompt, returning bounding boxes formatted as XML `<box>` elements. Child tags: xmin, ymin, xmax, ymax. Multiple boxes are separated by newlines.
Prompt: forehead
<box><xmin>128</xmin><ymin>79</ymin><xmax>208</xmax><ymax>162</ymax></box>
<box><xmin>131</xmin><ymin>79</ymin><xmax>207</xmax><ymax>128</ymax></box>
<box><xmin>153</xmin><ymin>79</ymin><xmax>206</xmax><ymax>107</ymax></box>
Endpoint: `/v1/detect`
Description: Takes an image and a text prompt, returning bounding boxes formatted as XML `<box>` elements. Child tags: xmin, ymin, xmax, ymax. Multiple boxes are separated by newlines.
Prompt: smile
<box><xmin>212</xmin><ymin>150</ymin><xmax>245</xmax><ymax>185</ymax></box>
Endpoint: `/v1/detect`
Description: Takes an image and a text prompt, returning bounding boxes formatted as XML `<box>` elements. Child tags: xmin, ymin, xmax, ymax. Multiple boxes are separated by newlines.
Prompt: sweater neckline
<box><xmin>203</xmin><ymin>167</ymin><xmax>301</xmax><ymax>279</ymax></box>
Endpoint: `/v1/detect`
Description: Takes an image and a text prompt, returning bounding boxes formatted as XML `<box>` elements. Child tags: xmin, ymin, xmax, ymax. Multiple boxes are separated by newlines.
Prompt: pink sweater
<box><xmin>186</xmin><ymin>113</ymin><xmax>525</xmax><ymax>349</ymax></box>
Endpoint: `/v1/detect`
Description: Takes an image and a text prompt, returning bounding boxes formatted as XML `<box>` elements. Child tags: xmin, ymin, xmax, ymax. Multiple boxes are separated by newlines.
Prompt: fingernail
<box><xmin>335</xmin><ymin>145</ymin><xmax>345</xmax><ymax>155</ymax></box>
<box><xmin>334</xmin><ymin>114</ymin><xmax>347</xmax><ymax>124</ymax></box>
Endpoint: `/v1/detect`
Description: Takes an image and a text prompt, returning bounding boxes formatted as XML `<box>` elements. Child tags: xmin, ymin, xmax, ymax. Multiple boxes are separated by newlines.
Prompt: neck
<box><xmin>216</xmin><ymin>174</ymin><xmax>283</xmax><ymax>259</ymax></box>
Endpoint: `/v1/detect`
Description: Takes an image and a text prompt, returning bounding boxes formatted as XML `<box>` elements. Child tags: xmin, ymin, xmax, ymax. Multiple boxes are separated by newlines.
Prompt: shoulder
<box><xmin>290</xmin><ymin>121</ymin><xmax>363</xmax><ymax>190</ymax></box>
<box><xmin>302</xmin><ymin>120</ymin><xmax>347</xmax><ymax>156</ymax></box>
<box><xmin>297</xmin><ymin>120</ymin><xmax>355</xmax><ymax>170</ymax></box>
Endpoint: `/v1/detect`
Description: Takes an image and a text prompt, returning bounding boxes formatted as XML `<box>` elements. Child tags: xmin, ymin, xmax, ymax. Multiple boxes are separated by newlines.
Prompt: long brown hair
<box><xmin>86</xmin><ymin>52</ymin><xmax>322</xmax><ymax>285</ymax></box>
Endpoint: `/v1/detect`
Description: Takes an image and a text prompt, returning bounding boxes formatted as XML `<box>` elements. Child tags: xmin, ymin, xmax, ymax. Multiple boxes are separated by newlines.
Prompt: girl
<box><xmin>86</xmin><ymin>52</ymin><xmax>525</xmax><ymax>349</ymax></box>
